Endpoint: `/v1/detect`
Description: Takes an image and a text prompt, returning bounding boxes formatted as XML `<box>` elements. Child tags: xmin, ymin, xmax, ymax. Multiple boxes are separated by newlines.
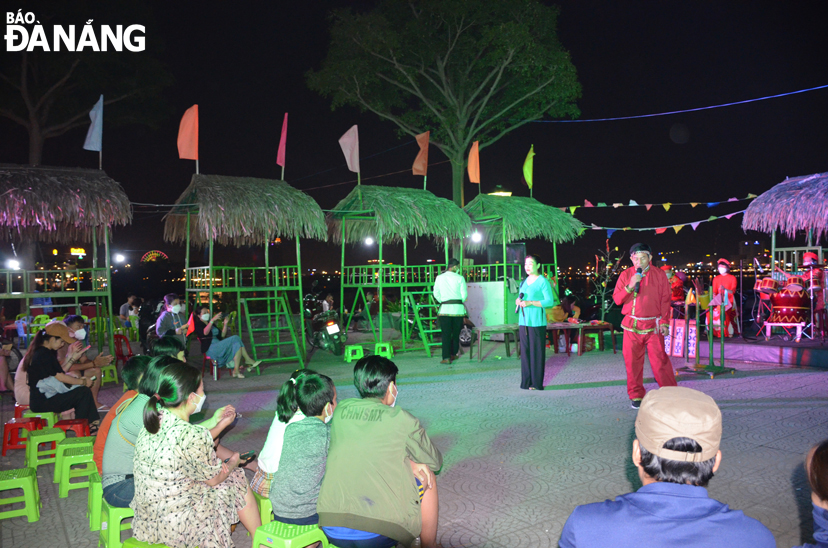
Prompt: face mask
<box><xmin>200</xmin><ymin>313</ymin><xmax>211</xmax><ymax>322</ymax></box>
<box><xmin>718</xmin><ymin>267</ymin><xmax>728</xmax><ymax>275</ymax></box>
<box><xmin>73</xmin><ymin>328</ymin><xmax>87</xmax><ymax>340</ymax></box>
<box><xmin>323</xmin><ymin>404</ymin><xmax>333</xmax><ymax>424</ymax></box>
<box><xmin>171</xmin><ymin>304</ymin><xmax>182</xmax><ymax>314</ymax></box>
<box><xmin>390</xmin><ymin>384</ymin><xmax>398</xmax><ymax>408</ymax></box>
<box><xmin>191</xmin><ymin>392</ymin><xmax>206</xmax><ymax>414</ymax></box>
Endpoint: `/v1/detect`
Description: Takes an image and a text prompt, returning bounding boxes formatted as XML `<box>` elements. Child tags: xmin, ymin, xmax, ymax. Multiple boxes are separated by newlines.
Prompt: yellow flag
<box><xmin>522</xmin><ymin>145</ymin><xmax>535</xmax><ymax>189</ymax></box>
<box><xmin>663</xmin><ymin>203</ymin><xmax>672</xmax><ymax>212</ymax></box>
<box><xmin>690</xmin><ymin>202</ymin><xmax>699</xmax><ymax>208</ymax></box>
<box><xmin>673</xmin><ymin>225</ymin><xmax>683</xmax><ymax>234</ymax></box>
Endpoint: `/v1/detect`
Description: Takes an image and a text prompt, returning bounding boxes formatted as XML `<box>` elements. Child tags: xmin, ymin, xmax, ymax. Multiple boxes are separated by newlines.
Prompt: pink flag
<box><xmin>655</xmin><ymin>227</ymin><xmax>668</xmax><ymax>234</ymax></box>
<box><xmin>691</xmin><ymin>222</ymin><xmax>701</xmax><ymax>230</ymax></box>
<box><xmin>468</xmin><ymin>141</ymin><xmax>480</xmax><ymax>183</ymax></box>
<box><xmin>584</xmin><ymin>200</ymin><xmax>594</xmax><ymax>207</ymax></box>
<box><xmin>339</xmin><ymin>125</ymin><xmax>360</xmax><ymax>173</ymax></box>
<box><xmin>177</xmin><ymin>105</ymin><xmax>198</xmax><ymax>160</ymax></box>
<box><xmin>276</xmin><ymin>113</ymin><xmax>288</xmax><ymax>168</ymax></box>
<box><xmin>645</xmin><ymin>204</ymin><xmax>652</xmax><ymax>210</ymax></box>
<box><xmin>412</xmin><ymin>131</ymin><xmax>429</xmax><ymax>176</ymax></box>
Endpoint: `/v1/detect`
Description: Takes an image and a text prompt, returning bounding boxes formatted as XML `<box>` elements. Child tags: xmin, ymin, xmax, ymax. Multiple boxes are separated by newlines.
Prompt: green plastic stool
<box><xmin>25</xmin><ymin>427</ymin><xmax>66</xmax><ymax>470</ymax></box>
<box><xmin>251</xmin><ymin>521</ymin><xmax>329</xmax><ymax>548</ymax></box>
<box><xmin>23</xmin><ymin>409</ymin><xmax>59</xmax><ymax>428</ymax></box>
<box><xmin>374</xmin><ymin>342</ymin><xmax>394</xmax><ymax>359</ymax></box>
<box><xmin>89</xmin><ymin>472</ymin><xmax>102</xmax><ymax>531</ymax></box>
<box><xmin>0</xmin><ymin>467</ymin><xmax>41</xmax><ymax>522</ymax></box>
<box><xmin>100</xmin><ymin>497</ymin><xmax>134</xmax><ymax>548</ymax></box>
<box><xmin>253</xmin><ymin>489</ymin><xmax>273</xmax><ymax>525</ymax></box>
<box><xmin>58</xmin><ymin>445</ymin><xmax>96</xmax><ymax>498</ymax></box>
<box><xmin>344</xmin><ymin>345</ymin><xmax>364</xmax><ymax>363</ymax></box>
<box><xmin>122</xmin><ymin>538</ymin><xmax>175</xmax><ymax>547</ymax></box>
<box><xmin>101</xmin><ymin>364</ymin><xmax>119</xmax><ymax>386</ymax></box>
<box><xmin>54</xmin><ymin>435</ymin><xmax>94</xmax><ymax>483</ymax></box>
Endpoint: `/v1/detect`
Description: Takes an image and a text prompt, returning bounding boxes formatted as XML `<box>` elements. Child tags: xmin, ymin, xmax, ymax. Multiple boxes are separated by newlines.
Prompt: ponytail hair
<box><xmin>296</xmin><ymin>373</ymin><xmax>335</xmax><ymax>417</ymax></box>
<box><xmin>276</xmin><ymin>369</ymin><xmax>317</xmax><ymax>423</ymax></box>
<box><xmin>21</xmin><ymin>329</ymin><xmax>55</xmax><ymax>372</ymax></box>
<box><xmin>143</xmin><ymin>361</ymin><xmax>202</xmax><ymax>434</ymax></box>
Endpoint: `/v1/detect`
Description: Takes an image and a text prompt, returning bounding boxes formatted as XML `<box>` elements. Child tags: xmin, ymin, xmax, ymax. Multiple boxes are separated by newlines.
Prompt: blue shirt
<box><xmin>518</xmin><ymin>275</ymin><xmax>556</xmax><ymax>327</ymax></box>
<box><xmin>560</xmin><ymin>482</ymin><xmax>775</xmax><ymax>548</ymax></box>
<box><xmin>794</xmin><ymin>504</ymin><xmax>828</xmax><ymax>548</ymax></box>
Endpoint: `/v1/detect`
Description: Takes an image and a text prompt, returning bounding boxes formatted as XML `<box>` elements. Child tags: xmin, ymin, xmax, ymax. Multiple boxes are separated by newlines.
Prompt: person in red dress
<box><xmin>711</xmin><ymin>259</ymin><xmax>738</xmax><ymax>337</ymax></box>
<box><xmin>661</xmin><ymin>265</ymin><xmax>686</xmax><ymax>302</ymax></box>
<box><xmin>613</xmin><ymin>243</ymin><xmax>678</xmax><ymax>409</ymax></box>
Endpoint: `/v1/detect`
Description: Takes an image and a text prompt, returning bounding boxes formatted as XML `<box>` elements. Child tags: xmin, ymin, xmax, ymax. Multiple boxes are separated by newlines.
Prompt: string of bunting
<box><xmin>563</xmin><ymin>193</ymin><xmax>757</xmax><ymax>215</ymax></box>
<box><xmin>588</xmin><ymin>210</ymin><xmax>747</xmax><ymax>239</ymax></box>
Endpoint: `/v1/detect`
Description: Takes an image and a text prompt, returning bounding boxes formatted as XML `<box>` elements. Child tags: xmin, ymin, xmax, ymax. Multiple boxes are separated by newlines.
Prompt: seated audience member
<box><xmin>155</xmin><ymin>293</ymin><xmax>188</xmax><ymax>347</ymax></box>
<box><xmin>61</xmin><ymin>314</ymin><xmax>114</xmax><ymax>410</ymax></box>
<box><xmin>252</xmin><ymin>369</ymin><xmax>310</xmax><ymax>497</ymax></box>
<box><xmin>94</xmin><ymin>355</ymin><xmax>151</xmax><ymax>475</ymax></box>
<box><xmin>23</xmin><ymin>322</ymin><xmax>100</xmax><ymax>431</ymax></box>
<box><xmin>318</xmin><ymin>355</ymin><xmax>442</xmax><ymax>548</ymax></box>
<box><xmin>151</xmin><ymin>335</ymin><xmax>185</xmax><ymax>361</ymax></box>
<box><xmin>192</xmin><ymin>305</ymin><xmax>260</xmax><ymax>378</ymax></box>
<box><xmin>798</xmin><ymin>439</ymin><xmax>828</xmax><ymax>548</ymax></box>
<box><xmin>270</xmin><ymin>372</ymin><xmax>336</xmax><ymax>525</ymax></box>
<box><xmin>559</xmin><ymin>386</ymin><xmax>775</xmax><ymax>548</ymax></box>
<box><xmin>131</xmin><ymin>362</ymin><xmax>261</xmax><ymax>546</ymax></box>
<box><xmin>0</xmin><ymin>345</ymin><xmax>13</xmax><ymax>393</ymax></box>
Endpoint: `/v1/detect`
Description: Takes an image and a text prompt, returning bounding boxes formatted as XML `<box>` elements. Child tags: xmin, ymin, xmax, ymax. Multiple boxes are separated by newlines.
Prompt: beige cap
<box><xmin>635</xmin><ymin>386</ymin><xmax>722</xmax><ymax>462</ymax></box>
<box><xmin>44</xmin><ymin>321</ymin><xmax>76</xmax><ymax>344</ymax></box>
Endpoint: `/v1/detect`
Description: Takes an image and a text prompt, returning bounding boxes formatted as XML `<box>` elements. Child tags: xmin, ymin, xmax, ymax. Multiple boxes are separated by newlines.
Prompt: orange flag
<box><xmin>468</xmin><ymin>141</ymin><xmax>480</xmax><ymax>184</ymax></box>
<box><xmin>412</xmin><ymin>131</ymin><xmax>430</xmax><ymax>176</ymax></box>
<box><xmin>177</xmin><ymin>105</ymin><xmax>199</xmax><ymax>160</ymax></box>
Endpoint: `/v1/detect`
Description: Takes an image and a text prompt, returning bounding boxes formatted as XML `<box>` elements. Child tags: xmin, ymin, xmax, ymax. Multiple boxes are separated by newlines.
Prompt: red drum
<box><xmin>808</xmin><ymin>268</ymin><xmax>823</xmax><ymax>292</ymax></box>
<box><xmin>759</xmin><ymin>277</ymin><xmax>779</xmax><ymax>294</ymax></box>
<box><xmin>786</xmin><ymin>275</ymin><xmax>805</xmax><ymax>292</ymax></box>
<box><xmin>753</xmin><ymin>279</ymin><xmax>762</xmax><ymax>292</ymax></box>
<box><xmin>769</xmin><ymin>288</ymin><xmax>809</xmax><ymax>323</ymax></box>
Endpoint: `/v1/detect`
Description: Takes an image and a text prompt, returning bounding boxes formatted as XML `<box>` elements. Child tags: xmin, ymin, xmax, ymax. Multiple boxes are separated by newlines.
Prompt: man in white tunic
<box><xmin>433</xmin><ymin>259</ymin><xmax>468</xmax><ymax>364</ymax></box>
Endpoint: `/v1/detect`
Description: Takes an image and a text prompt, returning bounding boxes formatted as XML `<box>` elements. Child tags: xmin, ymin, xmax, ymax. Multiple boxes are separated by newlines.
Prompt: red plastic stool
<box><xmin>113</xmin><ymin>334</ymin><xmax>134</xmax><ymax>367</ymax></box>
<box><xmin>202</xmin><ymin>354</ymin><xmax>220</xmax><ymax>380</ymax></box>
<box><xmin>3</xmin><ymin>418</ymin><xmax>41</xmax><ymax>456</ymax></box>
<box><xmin>14</xmin><ymin>403</ymin><xmax>30</xmax><ymax>419</ymax></box>
<box><xmin>54</xmin><ymin>419</ymin><xmax>91</xmax><ymax>438</ymax></box>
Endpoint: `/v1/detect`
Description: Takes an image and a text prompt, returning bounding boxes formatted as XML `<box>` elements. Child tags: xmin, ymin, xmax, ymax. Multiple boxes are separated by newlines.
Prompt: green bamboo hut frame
<box><xmin>0</xmin><ymin>165</ymin><xmax>132</xmax><ymax>353</ymax></box>
<box><xmin>463</xmin><ymin>194</ymin><xmax>585</xmax><ymax>325</ymax></box>
<box><xmin>327</xmin><ymin>185</ymin><xmax>471</xmax><ymax>351</ymax></box>
<box><xmin>164</xmin><ymin>174</ymin><xmax>327</xmax><ymax>368</ymax></box>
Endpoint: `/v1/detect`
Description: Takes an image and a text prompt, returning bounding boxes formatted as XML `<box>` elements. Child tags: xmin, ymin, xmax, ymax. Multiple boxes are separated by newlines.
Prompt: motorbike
<box><xmin>303</xmin><ymin>281</ymin><xmax>346</xmax><ymax>356</ymax></box>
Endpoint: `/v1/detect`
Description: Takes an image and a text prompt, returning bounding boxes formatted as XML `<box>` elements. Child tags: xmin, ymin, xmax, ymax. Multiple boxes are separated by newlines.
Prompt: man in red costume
<box><xmin>711</xmin><ymin>258</ymin><xmax>738</xmax><ymax>337</ymax></box>
<box><xmin>661</xmin><ymin>265</ymin><xmax>685</xmax><ymax>302</ymax></box>
<box><xmin>803</xmin><ymin>252</ymin><xmax>826</xmax><ymax>336</ymax></box>
<box><xmin>614</xmin><ymin>243</ymin><xmax>678</xmax><ymax>409</ymax></box>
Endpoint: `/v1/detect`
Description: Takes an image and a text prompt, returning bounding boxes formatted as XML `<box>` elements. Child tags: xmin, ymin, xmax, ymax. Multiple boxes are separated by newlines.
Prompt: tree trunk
<box><xmin>28</xmin><ymin>124</ymin><xmax>44</xmax><ymax>166</ymax></box>
<box><xmin>450</xmin><ymin>156</ymin><xmax>465</xmax><ymax>208</ymax></box>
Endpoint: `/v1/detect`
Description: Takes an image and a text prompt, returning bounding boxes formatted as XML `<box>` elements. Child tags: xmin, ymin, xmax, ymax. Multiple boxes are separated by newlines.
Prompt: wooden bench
<box><xmin>469</xmin><ymin>324</ymin><xmax>520</xmax><ymax>362</ymax></box>
<box><xmin>547</xmin><ymin>322</ymin><xmax>618</xmax><ymax>356</ymax></box>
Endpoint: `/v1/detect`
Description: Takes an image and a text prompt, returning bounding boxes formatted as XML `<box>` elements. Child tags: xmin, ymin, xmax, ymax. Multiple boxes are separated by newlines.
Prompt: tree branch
<box><xmin>20</xmin><ymin>53</ymin><xmax>34</xmax><ymax>112</ymax></box>
<box><xmin>42</xmin><ymin>91</ymin><xmax>137</xmax><ymax>136</ymax></box>
<box><xmin>480</xmin><ymin>99</ymin><xmax>559</xmax><ymax>150</ymax></box>
<box><xmin>43</xmin><ymin>119</ymin><xmax>90</xmax><ymax>138</ymax></box>
<box><xmin>474</xmin><ymin>75</ymin><xmax>556</xmax><ymax>136</ymax></box>
<box><xmin>0</xmin><ymin>108</ymin><xmax>29</xmax><ymax>128</ymax></box>
<box><xmin>467</xmin><ymin>49</ymin><xmax>515</xmax><ymax>136</ymax></box>
<box><xmin>34</xmin><ymin>58</ymin><xmax>80</xmax><ymax>112</ymax></box>
<box><xmin>0</xmin><ymin>70</ymin><xmax>20</xmax><ymax>91</ymax></box>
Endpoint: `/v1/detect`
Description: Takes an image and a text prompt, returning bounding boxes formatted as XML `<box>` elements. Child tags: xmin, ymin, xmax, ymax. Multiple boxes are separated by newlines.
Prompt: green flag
<box><xmin>522</xmin><ymin>144</ymin><xmax>535</xmax><ymax>189</ymax></box>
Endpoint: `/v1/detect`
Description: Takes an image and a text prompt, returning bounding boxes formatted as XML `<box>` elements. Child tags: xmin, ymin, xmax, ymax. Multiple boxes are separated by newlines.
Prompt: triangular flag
<box><xmin>607</xmin><ymin>229</ymin><xmax>616</xmax><ymax>239</ymax></box>
<box><xmin>690</xmin><ymin>202</ymin><xmax>699</xmax><ymax>208</ymax></box>
<box><xmin>724</xmin><ymin>213</ymin><xmax>736</xmax><ymax>219</ymax></box>
<box><xmin>707</xmin><ymin>202</ymin><xmax>720</xmax><ymax>208</ymax></box>
<box><xmin>747</xmin><ymin>193</ymin><xmax>757</xmax><ymax>198</ymax></box>
<box><xmin>708</xmin><ymin>216</ymin><xmax>717</xmax><ymax>221</ymax></box>
<box><xmin>585</xmin><ymin>200</ymin><xmax>594</xmax><ymax>207</ymax></box>
<box><xmin>673</xmin><ymin>225</ymin><xmax>683</xmax><ymax>234</ymax></box>
<box><xmin>338</xmin><ymin>125</ymin><xmax>360</xmax><ymax>173</ymax></box>
<box><xmin>560</xmin><ymin>207</ymin><xmax>566</xmax><ymax>212</ymax></box>
<box><xmin>623</xmin><ymin>227</ymin><xmax>631</xmax><ymax>231</ymax></box>
<box><xmin>691</xmin><ymin>222</ymin><xmax>701</xmax><ymax>230</ymax></box>
<box><xmin>613</xmin><ymin>203</ymin><xmax>623</xmax><ymax>208</ymax></box>
<box><xmin>569</xmin><ymin>206</ymin><xmax>578</xmax><ymax>214</ymax></box>
<box><xmin>629</xmin><ymin>200</ymin><xmax>639</xmax><ymax>206</ymax></box>
<box><xmin>590</xmin><ymin>223</ymin><xmax>600</xmax><ymax>230</ymax></box>
<box><xmin>522</xmin><ymin>145</ymin><xmax>535</xmax><ymax>189</ymax></box>
<box><xmin>412</xmin><ymin>131</ymin><xmax>430</xmax><ymax>176</ymax></box>
<box><xmin>467</xmin><ymin>141</ymin><xmax>480</xmax><ymax>184</ymax></box>
<box><xmin>185</xmin><ymin>313</ymin><xmax>196</xmax><ymax>337</ymax></box>
<box><xmin>728</xmin><ymin>197</ymin><xmax>738</xmax><ymax>202</ymax></box>
<box><xmin>177</xmin><ymin>105</ymin><xmax>199</xmax><ymax>160</ymax></box>
<box><xmin>663</xmin><ymin>203</ymin><xmax>672</xmax><ymax>212</ymax></box>
<box><xmin>655</xmin><ymin>227</ymin><xmax>668</xmax><ymax>234</ymax></box>
<box><xmin>597</xmin><ymin>202</ymin><xmax>607</xmax><ymax>207</ymax></box>
<box><xmin>645</xmin><ymin>204</ymin><xmax>652</xmax><ymax>210</ymax></box>
<box><xmin>276</xmin><ymin>113</ymin><xmax>288</xmax><ymax>168</ymax></box>
<box><xmin>83</xmin><ymin>95</ymin><xmax>103</xmax><ymax>152</ymax></box>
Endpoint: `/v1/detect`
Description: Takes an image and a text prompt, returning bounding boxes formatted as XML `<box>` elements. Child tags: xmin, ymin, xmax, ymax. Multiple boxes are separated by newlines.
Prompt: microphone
<box><xmin>753</xmin><ymin>257</ymin><xmax>764</xmax><ymax>274</ymax></box>
<box><xmin>635</xmin><ymin>268</ymin><xmax>642</xmax><ymax>293</ymax></box>
<box><xmin>515</xmin><ymin>292</ymin><xmax>524</xmax><ymax>313</ymax></box>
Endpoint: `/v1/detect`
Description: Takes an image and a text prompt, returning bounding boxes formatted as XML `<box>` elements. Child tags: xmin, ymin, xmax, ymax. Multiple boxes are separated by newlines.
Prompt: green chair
<box><xmin>25</xmin><ymin>427</ymin><xmax>65</xmax><ymax>470</ymax></box>
<box><xmin>251</xmin><ymin>521</ymin><xmax>329</xmax><ymax>548</ymax></box>
<box><xmin>101</xmin><ymin>364</ymin><xmax>119</xmax><ymax>386</ymax></box>
<box><xmin>0</xmin><ymin>467</ymin><xmax>41</xmax><ymax>522</ymax></box>
<box><xmin>23</xmin><ymin>409</ymin><xmax>59</xmax><ymax>428</ymax></box>
<box><xmin>252</xmin><ymin>489</ymin><xmax>273</xmax><ymax>525</ymax></box>
<box><xmin>122</xmin><ymin>539</ymin><xmax>175</xmax><ymax>548</ymax></box>
<box><xmin>344</xmin><ymin>345</ymin><xmax>364</xmax><ymax>363</ymax></box>
<box><xmin>89</xmin><ymin>472</ymin><xmax>103</xmax><ymax>531</ymax></box>
<box><xmin>29</xmin><ymin>314</ymin><xmax>52</xmax><ymax>335</ymax></box>
<box><xmin>374</xmin><ymin>342</ymin><xmax>394</xmax><ymax>359</ymax></box>
<box><xmin>100</xmin><ymin>497</ymin><xmax>134</xmax><ymax>548</ymax></box>
<box><xmin>57</xmin><ymin>445</ymin><xmax>96</xmax><ymax>498</ymax></box>
<box><xmin>54</xmin><ymin>435</ymin><xmax>94</xmax><ymax>483</ymax></box>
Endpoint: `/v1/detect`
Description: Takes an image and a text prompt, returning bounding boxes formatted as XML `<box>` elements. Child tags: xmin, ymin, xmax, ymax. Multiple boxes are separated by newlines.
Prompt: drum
<box><xmin>759</xmin><ymin>277</ymin><xmax>779</xmax><ymax>294</ymax></box>
<box><xmin>786</xmin><ymin>275</ymin><xmax>805</xmax><ymax>292</ymax></box>
<box><xmin>753</xmin><ymin>279</ymin><xmax>762</xmax><ymax>292</ymax></box>
<box><xmin>769</xmin><ymin>288</ymin><xmax>809</xmax><ymax>324</ymax></box>
<box><xmin>808</xmin><ymin>269</ymin><xmax>823</xmax><ymax>292</ymax></box>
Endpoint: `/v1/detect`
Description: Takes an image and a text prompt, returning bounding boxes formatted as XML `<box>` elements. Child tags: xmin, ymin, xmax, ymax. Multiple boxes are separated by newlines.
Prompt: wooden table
<box><xmin>469</xmin><ymin>323</ymin><xmax>520</xmax><ymax>362</ymax></box>
<box><xmin>547</xmin><ymin>322</ymin><xmax>618</xmax><ymax>357</ymax></box>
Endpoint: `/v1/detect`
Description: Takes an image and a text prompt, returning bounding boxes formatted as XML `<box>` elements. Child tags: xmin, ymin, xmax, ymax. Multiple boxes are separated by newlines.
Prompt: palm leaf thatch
<box><xmin>327</xmin><ymin>186</ymin><xmax>471</xmax><ymax>245</ymax></box>
<box><xmin>0</xmin><ymin>164</ymin><xmax>131</xmax><ymax>243</ymax></box>
<box><xmin>743</xmin><ymin>171</ymin><xmax>828</xmax><ymax>240</ymax></box>
<box><xmin>464</xmin><ymin>194</ymin><xmax>584</xmax><ymax>250</ymax></box>
<box><xmin>164</xmin><ymin>174</ymin><xmax>327</xmax><ymax>247</ymax></box>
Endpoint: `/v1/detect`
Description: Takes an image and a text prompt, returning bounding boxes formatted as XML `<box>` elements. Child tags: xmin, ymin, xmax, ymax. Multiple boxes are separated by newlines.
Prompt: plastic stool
<box><xmin>14</xmin><ymin>402</ymin><xmax>29</xmax><ymax>419</ymax></box>
<box><xmin>251</xmin><ymin>521</ymin><xmax>329</xmax><ymax>548</ymax></box>
<box><xmin>100</xmin><ymin>497</ymin><xmax>134</xmax><ymax>548</ymax></box>
<box><xmin>23</xmin><ymin>409</ymin><xmax>59</xmax><ymax>428</ymax></box>
<box><xmin>2</xmin><ymin>417</ymin><xmax>40</xmax><ymax>456</ymax></box>
<box><xmin>54</xmin><ymin>436</ymin><xmax>95</xmax><ymax>483</ymax></box>
<box><xmin>101</xmin><ymin>364</ymin><xmax>119</xmax><ymax>386</ymax></box>
<box><xmin>58</xmin><ymin>445</ymin><xmax>96</xmax><ymax>498</ymax></box>
<box><xmin>55</xmin><ymin>418</ymin><xmax>91</xmax><ymax>438</ymax></box>
<box><xmin>374</xmin><ymin>342</ymin><xmax>394</xmax><ymax>358</ymax></box>
<box><xmin>123</xmin><ymin>539</ymin><xmax>174</xmax><ymax>548</ymax></box>
<box><xmin>89</xmin><ymin>472</ymin><xmax>103</xmax><ymax>531</ymax></box>
<box><xmin>0</xmin><ymin>467</ymin><xmax>41</xmax><ymax>522</ymax></box>
<box><xmin>344</xmin><ymin>345</ymin><xmax>364</xmax><ymax>363</ymax></box>
<box><xmin>253</xmin><ymin>489</ymin><xmax>273</xmax><ymax>525</ymax></box>
<box><xmin>25</xmin><ymin>427</ymin><xmax>66</xmax><ymax>470</ymax></box>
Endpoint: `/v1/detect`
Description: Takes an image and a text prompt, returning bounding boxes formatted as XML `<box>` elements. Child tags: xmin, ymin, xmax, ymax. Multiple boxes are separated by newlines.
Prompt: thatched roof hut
<box><xmin>742</xmin><ymin>171</ymin><xmax>828</xmax><ymax>240</ymax></box>
<box><xmin>327</xmin><ymin>186</ymin><xmax>471</xmax><ymax>245</ymax></box>
<box><xmin>0</xmin><ymin>164</ymin><xmax>132</xmax><ymax>243</ymax></box>
<box><xmin>463</xmin><ymin>194</ymin><xmax>584</xmax><ymax>249</ymax></box>
<box><xmin>164</xmin><ymin>174</ymin><xmax>327</xmax><ymax>247</ymax></box>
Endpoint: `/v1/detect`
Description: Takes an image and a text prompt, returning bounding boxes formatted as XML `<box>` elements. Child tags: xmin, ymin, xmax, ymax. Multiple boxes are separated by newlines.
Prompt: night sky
<box><xmin>2</xmin><ymin>1</ymin><xmax>828</xmax><ymax>272</ymax></box>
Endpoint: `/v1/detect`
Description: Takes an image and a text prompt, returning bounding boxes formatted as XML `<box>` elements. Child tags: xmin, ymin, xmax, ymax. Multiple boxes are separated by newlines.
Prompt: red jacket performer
<box><xmin>711</xmin><ymin>258</ymin><xmax>739</xmax><ymax>337</ymax></box>
<box><xmin>613</xmin><ymin>243</ymin><xmax>678</xmax><ymax>409</ymax></box>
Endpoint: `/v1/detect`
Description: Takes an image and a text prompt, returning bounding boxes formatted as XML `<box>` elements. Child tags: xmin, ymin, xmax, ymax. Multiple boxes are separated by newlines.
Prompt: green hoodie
<box><xmin>317</xmin><ymin>397</ymin><xmax>442</xmax><ymax>546</ymax></box>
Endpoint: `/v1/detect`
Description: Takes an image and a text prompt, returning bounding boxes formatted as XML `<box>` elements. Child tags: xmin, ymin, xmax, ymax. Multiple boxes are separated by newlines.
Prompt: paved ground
<box><xmin>1</xmin><ymin>335</ymin><xmax>825</xmax><ymax>548</ymax></box>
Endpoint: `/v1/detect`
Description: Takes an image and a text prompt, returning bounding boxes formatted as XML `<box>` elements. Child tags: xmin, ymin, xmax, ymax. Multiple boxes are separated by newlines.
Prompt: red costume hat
<box><xmin>804</xmin><ymin>252</ymin><xmax>819</xmax><ymax>264</ymax></box>
<box><xmin>717</xmin><ymin>258</ymin><xmax>730</xmax><ymax>267</ymax></box>
<box><xmin>660</xmin><ymin>265</ymin><xmax>673</xmax><ymax>271</ymax></box>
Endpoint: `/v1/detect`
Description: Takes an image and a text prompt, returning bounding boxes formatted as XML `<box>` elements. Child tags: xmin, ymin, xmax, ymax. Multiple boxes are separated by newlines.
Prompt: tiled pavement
<box><xmin>1</xmin><ymin>337</ymin><xmax>826</xmax><ymax>548</ymax></box>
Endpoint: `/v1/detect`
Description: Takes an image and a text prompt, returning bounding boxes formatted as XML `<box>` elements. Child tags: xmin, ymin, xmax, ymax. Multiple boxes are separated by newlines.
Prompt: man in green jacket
<box><xmin>318</xmin><ymin>355</ymin><xmax>442</xmax><ymax>548</ymax></box>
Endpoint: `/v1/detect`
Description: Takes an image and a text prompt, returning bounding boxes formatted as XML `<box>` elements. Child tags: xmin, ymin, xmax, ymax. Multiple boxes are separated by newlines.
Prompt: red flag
<box><xmin>185</xmin><ymin>313</ymin><xmax>195</xmax><ymax>337</ymax></box>
<box><xmin>276</xmin><ymin>113</ymin><xmax>288</xmax><ymax>168</ymax></box>
<box><xmin>177</xmin><ymin>105</ymin><xmax>198</xmax><ymax>160</ymax></box>
<box><xmin>412</xmin><ymin>131</ymin><xmax>429</xmax><ymax>176</ymax></box>
<box><xmin>468</xmin><ymin>141</ymin><xmax>480</xmax><ymax>184</ymax></box>
<box><xmin>338</xmin><ymin>125</ymin><xmax>360</xmax><ymax>173</ymax></box>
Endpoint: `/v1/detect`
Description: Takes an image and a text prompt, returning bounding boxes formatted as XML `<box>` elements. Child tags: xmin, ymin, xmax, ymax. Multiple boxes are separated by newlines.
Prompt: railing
<box><xmin>186</xmin><ymin>265</ymin><xmax>301</xmax><ymax>292</ymax></box>
<box><xmin>0</xmin><ymin>267</ymin><xmax>109</xmax><ymax>296</ymax></box>
<box><xmin>342</xmin><ymin>264</ymin><xmax>446</xmax><ymax>287</ymax></box>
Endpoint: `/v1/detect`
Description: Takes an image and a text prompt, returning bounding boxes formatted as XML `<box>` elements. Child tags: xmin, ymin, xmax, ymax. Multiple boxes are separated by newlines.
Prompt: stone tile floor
<box><xmin>1</xmin><ymin>338</ymin><xmax>825</xmax><ymax>548</ymax></box>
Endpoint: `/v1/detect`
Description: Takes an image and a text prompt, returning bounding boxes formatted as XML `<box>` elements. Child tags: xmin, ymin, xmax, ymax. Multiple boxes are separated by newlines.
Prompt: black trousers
<box><xmin>520</xmin><ymin>325</ymin><xmax>547</xmax><ymax>390</ymax></box>
<box><xmin>30</xmin><ymin>385</ymin><xmax>100</xmax><ymax>424</ymax></box>
<box><xmin>439</xmin><ymin>316</ymin><xmax>463</xmax><ymax>360</ymax></box>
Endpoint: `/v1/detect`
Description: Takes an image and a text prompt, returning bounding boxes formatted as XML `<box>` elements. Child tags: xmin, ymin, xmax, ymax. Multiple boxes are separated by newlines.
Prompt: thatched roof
<box><xmin>327</xmin><ymin>186</ymin><xmax>471</xmax><ymax>245</ymax></box>
<box><xmin>742</xmin><ymin>171</ymin><xmax>828</xmax><ymax>239</ymax></box>
<box><xmin>164</xmin><ymin>174</ymin><xmax>327</xmax><ymax>247</ymax></box>
<box><xmin>464</xmin><ymin>194</ymin><xmax>584</xmax><ymax>249</ymax></box>
<box><xmin>0</xmin><ymin>164</ymin><xmax>131</xmax><ymax>243</ymax></box>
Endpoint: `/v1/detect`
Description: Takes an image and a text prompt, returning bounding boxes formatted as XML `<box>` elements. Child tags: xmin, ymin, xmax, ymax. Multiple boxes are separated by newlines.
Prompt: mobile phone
<box><xmin>239</xmin><ymin>450</ymin><xmax>256</xmax><ymax>462</ymax></box>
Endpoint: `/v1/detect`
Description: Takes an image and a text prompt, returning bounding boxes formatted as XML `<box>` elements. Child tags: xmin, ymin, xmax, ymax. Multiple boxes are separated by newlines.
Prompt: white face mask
<box><xmin>718</xmin><ymin>266</ymin><xmax>728</xmax><ymax>275</ymax></box>
<box><xmin>200</xmin><ymin>313</ymin><xmax>211</xmax><ymax>322</ymax></box>
<box><xmin>323</xmin><ymin>403</ymin><xmax>333</xmax><ymax>424</ymax></box>
<box><xmin>73</xmin><ymin>328</ymin><xmax>87</xmax><ymax>340</ymax></box>
<box><xmin>191</xmin><ymin>392</ymin><xmax>206</xmax><ymax>414</ymax></box>
<box><xmin>390</xmin><ymin>384</ymin><xmax>398</xmax><ymax>408</ymax></box>
<box><xmin>171</xmin><ymin>304</ymin><xmax>182</xmax><ymax>314</ymax></box>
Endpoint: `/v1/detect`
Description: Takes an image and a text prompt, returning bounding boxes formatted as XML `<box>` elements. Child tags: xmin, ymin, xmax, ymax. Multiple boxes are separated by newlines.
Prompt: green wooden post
<box><xmin>378</xmin><ymin>231</ymin><xmax>384</xmax><ymax>343</ymax></box>
<box><xmin>185</xmin><ymin>213</ymin><xmax>191</xmax><ymax>307</ymax></box>
<box><xmin>553</xmin><ymin>241</ymin><xmax>560</xmax><ymax>301</ymax></box>
<box><xmin>340</xmin><ymin>221</ymin><xmax>346</xmax><ymax>322</ymax></box>
<box><xmin>296</xmin><ymin>237</ymin><xmax>306</xmax><ymax>364</ymax></box>
<box><xmin>771</xmin><ymin>231</ymin><xmax>776</xmax><ymax>272</ymax></box>
<box><xmin>208</xmin><ymin>240</ymin><xmax>214</xmax><ymax>314</ymax></box>
<box><xmin>104</xmin><ymin>225</ymin><xmax>114</xmax><ymax>355</ymax></box>
<box><xmin>502</xmin><ymin>222</ymin><xmax>508</xmax><ymax>322</ymax></box>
